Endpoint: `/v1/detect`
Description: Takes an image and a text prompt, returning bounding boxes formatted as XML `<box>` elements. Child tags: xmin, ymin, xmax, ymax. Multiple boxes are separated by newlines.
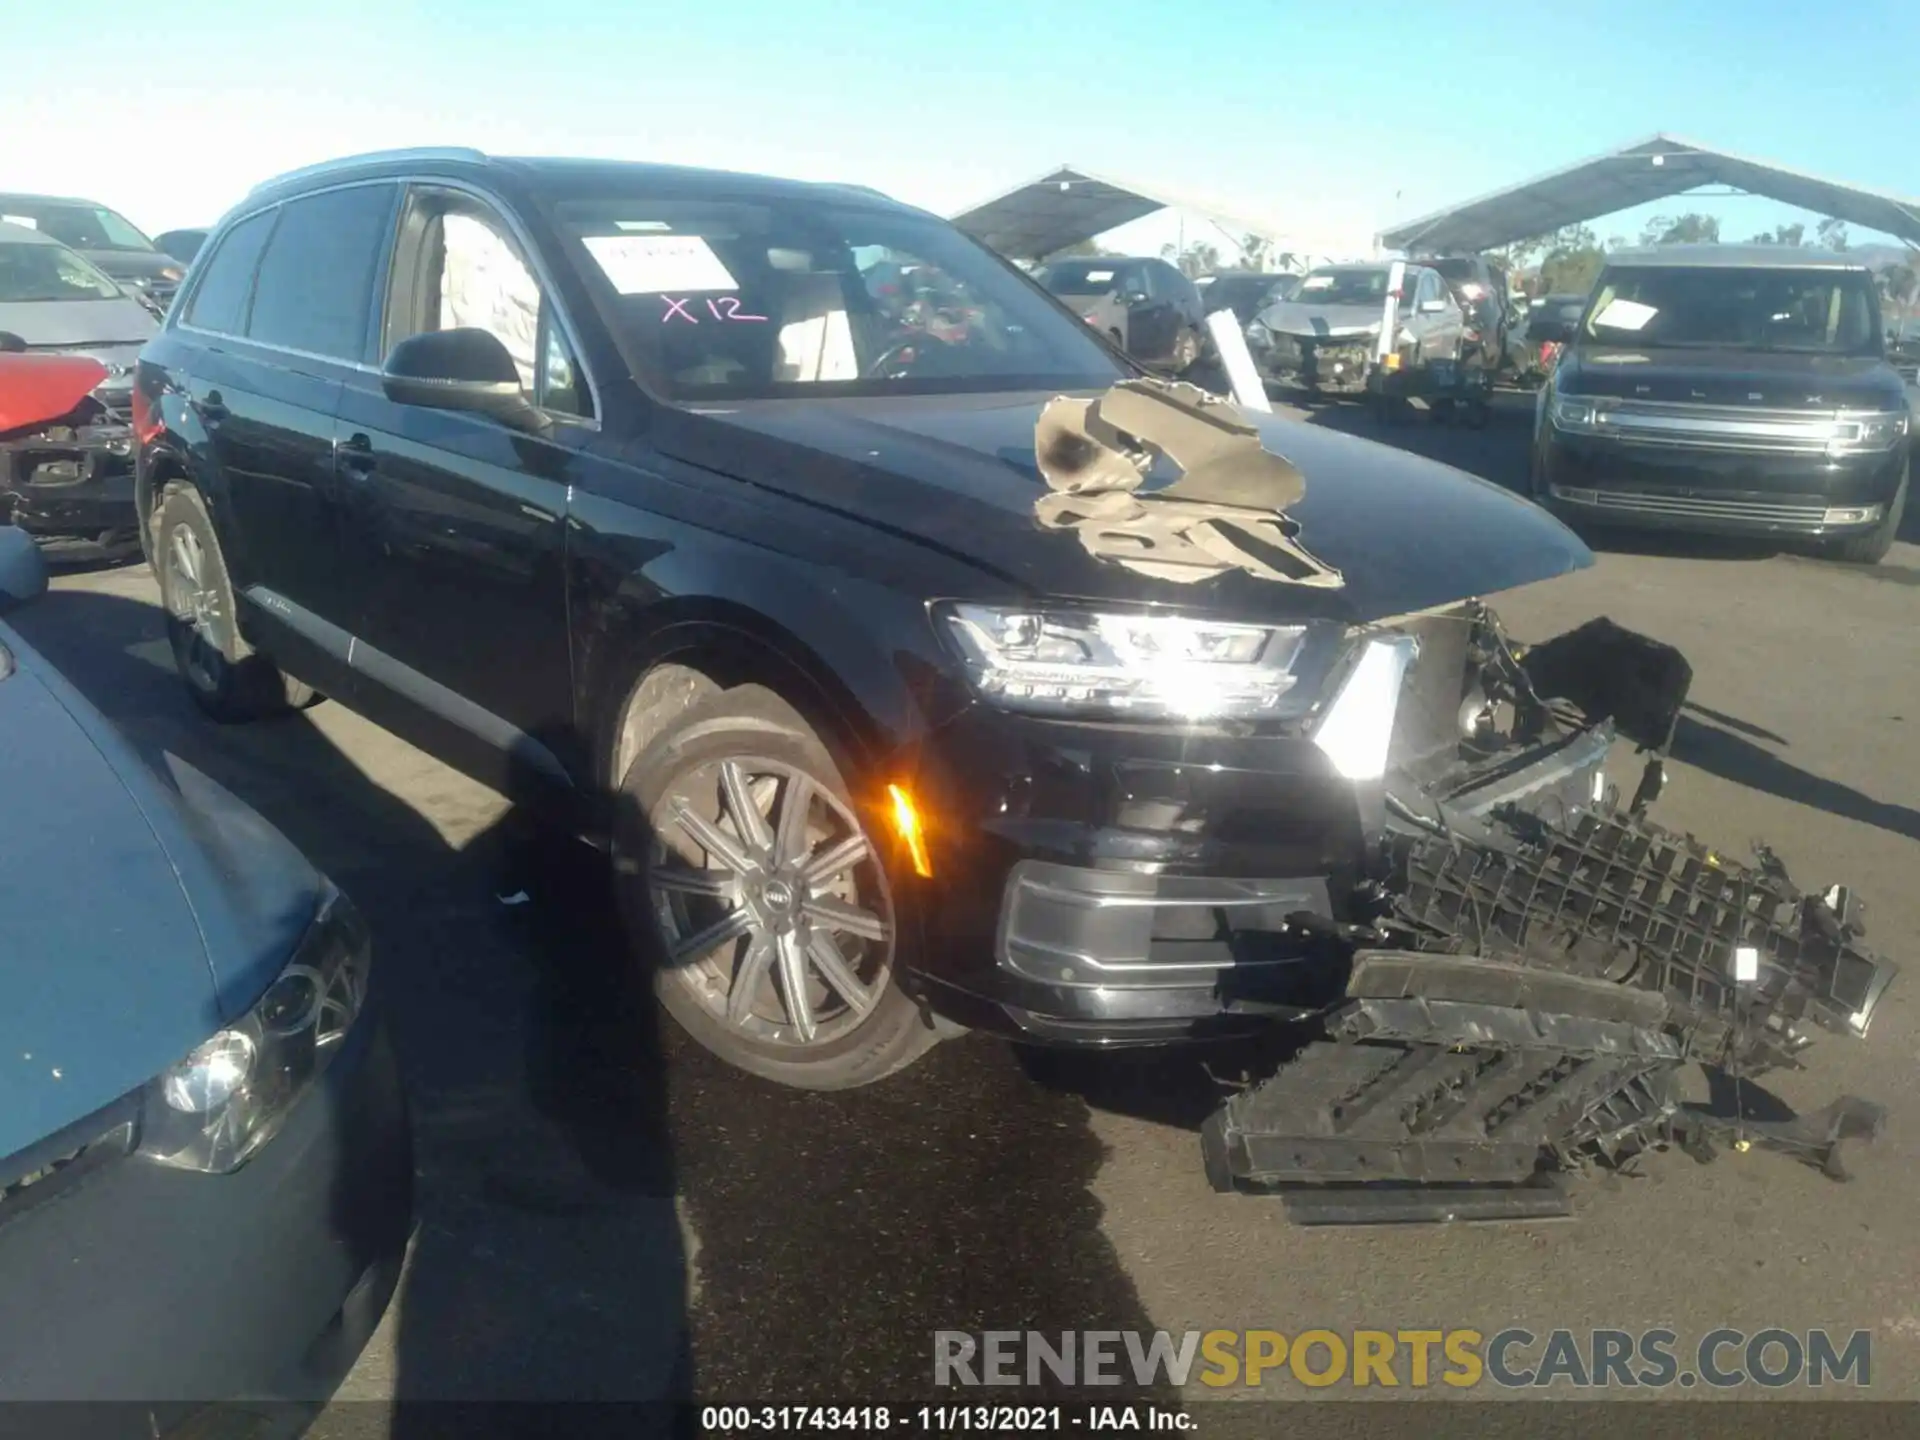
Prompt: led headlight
<box><xmin>1830</xmin><ymin>409</ymin><xmax>1909</xmax><ymax>454</ymax></box>
<box><xmin>942</xmin><ymin>604</ymin><xmax>1309</xmax><ymax>721</ymax></box>
<box><xmin>143</xmin><ymin>884</ymin><xmax>370</xmax><ymax>1174</ymax></box>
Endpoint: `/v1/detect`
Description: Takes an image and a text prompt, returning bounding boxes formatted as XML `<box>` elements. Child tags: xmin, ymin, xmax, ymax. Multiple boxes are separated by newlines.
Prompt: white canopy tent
<box><xmin>1377</xmin><ymin>133</ymin><xmax>1920</xmax><ymax>255</ymax></box>
<box><xmin>948</xmin><ymin>164</ymin><xmax>1354</xmax><ymax>263</ymax></box>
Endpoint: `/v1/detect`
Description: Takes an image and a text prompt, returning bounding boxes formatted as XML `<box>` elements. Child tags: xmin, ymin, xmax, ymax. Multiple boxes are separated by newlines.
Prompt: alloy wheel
<box><xmin>647</xmin><ymin>757</ymin><xmax>894</xmax><ymax>1048</ymax></box>
<box><xmin>165</xmin><ymin>522</ymin><xmax>228</xmax><ymax>693</ymax></box>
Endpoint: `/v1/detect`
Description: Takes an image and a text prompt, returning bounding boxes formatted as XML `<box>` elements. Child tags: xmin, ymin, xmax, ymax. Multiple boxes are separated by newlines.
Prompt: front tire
<box><xmin>152</xmin><ymin>486</ymin><xmax>318</xmax><ymax>722</ymax></box>
<box><xmin>612</xmin><ymin>684</ymin><xmax>940</xmax><ymax>1090</ymax></box>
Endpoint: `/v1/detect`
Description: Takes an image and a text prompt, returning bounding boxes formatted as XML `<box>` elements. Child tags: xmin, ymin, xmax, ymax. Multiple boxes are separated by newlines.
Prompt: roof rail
<box><xmin>248</xmin><ymin>147</ymin><xmax>489</xmax><ymax>197</ymax></box>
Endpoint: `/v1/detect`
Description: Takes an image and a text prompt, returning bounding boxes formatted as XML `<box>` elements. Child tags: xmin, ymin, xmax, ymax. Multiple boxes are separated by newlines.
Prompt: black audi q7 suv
<box><xmin>135</xmin><ymin>148</ymin><xmax>1631</xmax><ymax>1091</ymax></box>
<box><xmin>1529</xmin><ymin>245</ymin><xmax>1913</xmax><ymax>564</ymax></box>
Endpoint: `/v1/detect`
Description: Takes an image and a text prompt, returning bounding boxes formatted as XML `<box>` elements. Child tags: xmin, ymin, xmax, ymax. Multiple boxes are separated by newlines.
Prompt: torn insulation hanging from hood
<box><xmin>1032</xmin><ymin>378</ymin><xmax>1344</xmax><ymax>588</ymax></box>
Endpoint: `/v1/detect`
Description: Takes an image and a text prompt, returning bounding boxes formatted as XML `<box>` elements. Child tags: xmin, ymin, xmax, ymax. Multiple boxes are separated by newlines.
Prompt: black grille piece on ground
<box><xmin>1201</xmin><ymin>805</ymin><xmax>1897</xmax><ymax>1222</ymax></box>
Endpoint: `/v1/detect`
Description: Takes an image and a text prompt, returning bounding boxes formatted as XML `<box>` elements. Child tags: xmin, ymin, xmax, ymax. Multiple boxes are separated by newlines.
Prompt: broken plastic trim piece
<box><xmin>1033</xmin><ymin>378</ymin><xmax>1344</xmax><ymax>588</ymax></box>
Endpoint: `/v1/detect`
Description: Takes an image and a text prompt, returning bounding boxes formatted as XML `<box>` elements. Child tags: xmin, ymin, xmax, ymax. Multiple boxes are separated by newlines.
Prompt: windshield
<box><xmin>0</xmin><ymin>240</ymin><xmax>124</xmax><ymax>302</ymax></box>
<box><xmin>0</xmin><ymin>201</ymin><xmax>153</xmax><ymax>254</ymax></box>
<box><xmin>555</xmin><ymin>196</ymin><xmax>1121</xmax><ymax>401</ymax></box>
<box><xmin>1582</xmin><ymin>266</ymin><xmax>1881</xmax><ymax>354</ymax></box>
<box><xmin>1033</xmin><ymin>260</ymin><xmax>1127</xmax><ymax>298</ymax></box>
<box><xmin>1293</xmin><ymin>268</ymin><xmax>1394</xmax><ymax>306</ymax></box>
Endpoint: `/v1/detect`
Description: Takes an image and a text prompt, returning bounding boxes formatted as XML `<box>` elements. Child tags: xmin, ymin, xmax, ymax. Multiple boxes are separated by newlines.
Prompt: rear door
<box><xmin>331</xmin><ymin>184</ymin><xmax>592</xmax><ymax>800</ymax></box>
<box><xmin>173</xmin><ymin>183</ymin><xmax>399</xmax><ymax>692</ymax></box>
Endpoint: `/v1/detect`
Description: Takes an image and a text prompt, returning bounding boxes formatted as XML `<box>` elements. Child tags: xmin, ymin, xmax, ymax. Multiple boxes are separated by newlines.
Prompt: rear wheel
<box><xmin>613</xmin><ymin>685</ymin><xmax>941</xmax><ymax>1089</ymax></box>
<box><xmin>153</xmin><ymin>486</ymin><xmax>318</xmax><ymax>722</ymax></box>
<box><xmin>1824</xmin><ymin>474</ymin><xmax>1907</xmax><ymax>565</ymax></box>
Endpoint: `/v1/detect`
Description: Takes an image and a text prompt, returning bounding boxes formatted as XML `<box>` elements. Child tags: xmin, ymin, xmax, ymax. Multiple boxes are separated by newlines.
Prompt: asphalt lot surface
<box><xmin>15</xmin><ymin>390</ymin><xmax>1920</xmax><ymax>1426</ymax></box>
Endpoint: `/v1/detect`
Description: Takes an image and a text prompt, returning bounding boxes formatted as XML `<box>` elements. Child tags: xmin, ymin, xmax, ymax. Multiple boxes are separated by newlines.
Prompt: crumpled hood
<box><xmin>1562</xmin><ymin>347</ymin><xmax>1908</xmax><ymax>410</ymax></box>
<box><xmin>659</xmin><ymin>391</ymin><xmax>1591</xmax><ymax>625</ymax></box>
<box><xmin>0</xmin><ymin>296</ymin><xmax>156</xmax><ymax>349</ymax></box>
<box><xmin>1257</xmin><ymin>299</ymin><xmax>1385</xmax><ymax>339</ymax></box>
<box><xmin>0</xmin><ymin>626</ymin><xmax>323</xmax><ymax>1162</ymax></box>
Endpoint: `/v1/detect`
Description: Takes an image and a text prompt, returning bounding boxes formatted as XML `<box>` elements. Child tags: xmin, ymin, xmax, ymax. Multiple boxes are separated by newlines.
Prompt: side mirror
<box><xmin>381</xmin><ymin>328</ymin><xmax>546</xmax><ymax>433</ymax></box>
<box><xmin>0</xmin><ymin>526</ymin><xmax>48</xmax><ymax>611</ymax></box>
<box><xmin>1529</xmin><ymin>318</ymin><xmax>1574</xmax><ymax>345</ymax></box>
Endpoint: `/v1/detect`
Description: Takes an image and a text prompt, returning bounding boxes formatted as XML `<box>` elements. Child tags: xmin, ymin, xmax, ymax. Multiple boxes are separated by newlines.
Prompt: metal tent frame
<box><xmin>1377</xmin><ymin>134</ymin><xmax>1920</xmax><ymax>254</ymax></box>
<box><xmin>948</xmin><ymin>164</ymin><xmax>1330</xmax><ymax>262</ymax></box>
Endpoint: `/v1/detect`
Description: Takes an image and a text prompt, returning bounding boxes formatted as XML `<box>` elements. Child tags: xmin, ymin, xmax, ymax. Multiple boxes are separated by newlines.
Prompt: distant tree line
<box><xmin>1491</xmin><ymin>212</ymin><xmax>1915</xmax><ymax>307</ymax></box>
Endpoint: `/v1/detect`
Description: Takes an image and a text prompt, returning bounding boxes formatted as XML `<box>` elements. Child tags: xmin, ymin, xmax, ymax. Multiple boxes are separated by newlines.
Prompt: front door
<box><xmin>332</xmin><ymin>187</ymin><xmax>594</xmax><ymax>803</ymax></box>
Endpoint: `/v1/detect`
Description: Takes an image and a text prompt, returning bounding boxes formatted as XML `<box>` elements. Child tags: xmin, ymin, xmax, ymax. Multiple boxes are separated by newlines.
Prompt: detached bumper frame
<box><xmin>1198</xmin><ymin>613</ymin><xmax>1898</xmax><ymax>1222</ymax></box>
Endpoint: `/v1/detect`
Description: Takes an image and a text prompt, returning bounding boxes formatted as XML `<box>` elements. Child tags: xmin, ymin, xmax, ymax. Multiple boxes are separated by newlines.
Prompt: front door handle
<box><xmin>336</xmin><ymin>433</ymin><xmax>376</xmax><ymax>477</ymax></box>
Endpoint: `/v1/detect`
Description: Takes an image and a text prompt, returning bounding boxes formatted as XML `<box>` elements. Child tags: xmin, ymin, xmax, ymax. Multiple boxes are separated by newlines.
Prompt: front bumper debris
<box><xmin>1201</xmin><ymin>616</ymin><xmax>1897</xmax><ymax>1222</ymax></box>
<box><xmin>0</xmin><ymin>355</ymin><xmax>140</xmax><ymax>560</ymax></box>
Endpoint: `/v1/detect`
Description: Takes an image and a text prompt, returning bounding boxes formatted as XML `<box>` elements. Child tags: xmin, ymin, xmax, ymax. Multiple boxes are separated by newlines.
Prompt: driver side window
<box><xmin>389</xmin><ymin>191</ymin><xmax>595</xmax><ymax>422</ymax></box>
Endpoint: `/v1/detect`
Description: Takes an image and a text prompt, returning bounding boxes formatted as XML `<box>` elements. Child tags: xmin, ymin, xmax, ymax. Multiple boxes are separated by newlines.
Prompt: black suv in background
<box><xmin>136</xmin><ymin>148</ymin><xmax>1607</xmax><ymax>1091</ymax></box>
<box><xmin>1530</xmin><ymin>246</ymin><xmax>1912</xmax><ymax>564</ymax></box>
<box><xmin>1032</xmin><ymin>255</ymin><xmax>1208</xmax><ymax>371</ymax></box>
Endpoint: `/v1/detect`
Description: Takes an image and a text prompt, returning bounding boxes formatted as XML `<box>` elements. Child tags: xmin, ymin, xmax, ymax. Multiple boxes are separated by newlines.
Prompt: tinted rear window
<box><xmin>246</xmin><ymin>185</ymin><xmax>398</xmax><ymax>361</ymax></box>
<box><xmin>183</xmin><ymin>211</ymin><xmax>276</xmax><ymax>335</ymax></box>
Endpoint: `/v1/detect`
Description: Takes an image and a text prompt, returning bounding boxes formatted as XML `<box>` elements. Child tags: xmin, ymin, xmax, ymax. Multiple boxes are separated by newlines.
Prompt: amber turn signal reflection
<box><xmin>886</xmin><ymin>783</ymin><xmax>934</xmax><ymax>879</ymax></box>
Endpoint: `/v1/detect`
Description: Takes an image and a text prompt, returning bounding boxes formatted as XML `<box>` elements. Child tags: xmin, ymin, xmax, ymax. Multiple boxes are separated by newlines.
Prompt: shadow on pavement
<box><xmin>15</xmin><ymin>577</ymin><xmax>1179</xmax><ymax>1428</ymax></box>
<box><xmin>8</xmin><ymin>584</ymin><xmax>690</xmax><ymax>1435</ymax></box>
<box><xmin>1673</xmin><ymin>711</ymin><xmax>1920</xmax><ymax>846</ymax></box>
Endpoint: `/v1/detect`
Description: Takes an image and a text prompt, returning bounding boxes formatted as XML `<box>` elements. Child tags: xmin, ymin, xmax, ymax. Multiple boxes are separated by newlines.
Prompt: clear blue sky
<box><xmin>10</xmin><ymin>0</ymin><xmax>1918</xmax><ymax>253</ymax></box>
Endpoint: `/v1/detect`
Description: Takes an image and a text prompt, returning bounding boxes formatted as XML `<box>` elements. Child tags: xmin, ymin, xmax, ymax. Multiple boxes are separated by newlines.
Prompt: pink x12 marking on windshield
<box><xmin>658</xmin><ymin>295</ymin><xmax>771</xmax><ymax>323</ymax></box>
<box><xmin>708</xmin><ymin>297</ymin><xmax>768</xmax><ymax>322</ymax></box>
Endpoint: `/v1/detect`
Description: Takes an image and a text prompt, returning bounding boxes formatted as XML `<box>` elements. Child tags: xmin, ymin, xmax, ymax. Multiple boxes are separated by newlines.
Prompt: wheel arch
<box><xmin>593</xmin><ymin>594</ymin><xmax>926</xmax><ymax>799</ymax></box>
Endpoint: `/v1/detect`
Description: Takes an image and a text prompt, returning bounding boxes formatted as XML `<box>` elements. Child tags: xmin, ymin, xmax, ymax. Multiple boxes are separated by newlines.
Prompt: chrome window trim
<box><xmin>173</xmin><ymin>171</ymin><xmax>607</xmax><ymax>432</ymax></box>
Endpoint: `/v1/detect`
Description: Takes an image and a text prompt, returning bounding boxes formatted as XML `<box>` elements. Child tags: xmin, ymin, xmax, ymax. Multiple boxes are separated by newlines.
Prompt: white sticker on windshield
<box><xmin>584</xmin><ymin>234</ymin><xmax>738</xmax><ymax>294</ymax></box>
<box><xmin>1</xmin><ymin>215</ymin><xmax>38</xmax><ymax>230</ymax></box>
<box><xmin>1085</xmin><ymin>269</ymin><xmax>1114</xmax><ymax>283</ymax></box>
<box><xmin>1301</xmin><ymin>275</ymin><xmax>1335</xmax><ymax>290</ymax></box>
<box><xmin>1594</xmin><ymin>297</ymin><xmax>1658</xmax><ymax>331</ymax></box>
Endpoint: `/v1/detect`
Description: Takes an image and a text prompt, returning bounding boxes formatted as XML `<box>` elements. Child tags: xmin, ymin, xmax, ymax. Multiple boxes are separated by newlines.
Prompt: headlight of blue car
<box><xmin>141</xmin><ymin>884</ymin><xmax>371</xmax><ymax>1174</ymax></box>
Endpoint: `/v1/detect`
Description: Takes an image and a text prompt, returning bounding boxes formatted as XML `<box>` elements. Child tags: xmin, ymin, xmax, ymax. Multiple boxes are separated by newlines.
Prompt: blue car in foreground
<box><xmin>0</xmin><ymin>527</ymin><xmax>411</xmax><ymax>1429</ymax></box>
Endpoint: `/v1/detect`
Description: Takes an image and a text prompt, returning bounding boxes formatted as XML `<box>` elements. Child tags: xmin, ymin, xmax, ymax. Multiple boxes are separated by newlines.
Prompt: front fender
<box><xmin>568</xmin><ymin>486</ymin><xmax>971</xmax><ymax>796</ymax></box>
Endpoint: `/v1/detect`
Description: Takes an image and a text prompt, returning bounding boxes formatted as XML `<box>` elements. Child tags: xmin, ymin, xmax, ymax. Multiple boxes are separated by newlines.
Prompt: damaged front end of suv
<box><xmin>0</xmin><ymin>353</ymin><xmax>141</xmax><ymax>562</ymax></box>
<box><xmin>1034</xmin><ymin>380</ymin><xmax>1897</xmax><ymax>1222</ymax></box>
<box><xmin>1207</xmin><ymin>606</ymin><xmax>1895</xmax><ymax>1221</ymax></box>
